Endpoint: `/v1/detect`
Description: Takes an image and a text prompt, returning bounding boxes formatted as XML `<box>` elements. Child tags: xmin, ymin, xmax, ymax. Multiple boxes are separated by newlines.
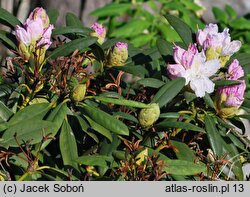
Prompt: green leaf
<box><xmin>0</xmin><ymin>7</ymin><xmax>21</xmax><ymax>28</ymax></box>
<box><xmin>212</xmin><ymin>7</ymin><xmax>228</xmax><ymax>24</ymax></box>
<box><xmin>59</xmin><ymin>119</ymin><xmax>79</xmax><ymax>170</ymax></box>
<box><xmin>47</xmin><ymin>9</ymin><xmax>59</xmax><ymax>25</ymax></box>
<box><xmin>0</xmin><ymin>101</ymin><xmax>13</xmax><ymax>122</ymax></box>
<box><xmin>225</xmin><ymin>5</ymin><xmax>237</xmax><ymax>20</ymax></box>
<box><xmin>113</xmin><ymin>111</ymin><xmax>138</xmax><ymax>123</ymax></box>
<box><xmin>84</xmin><ymin>115</ymin><xmax>113</xmax><ymax>142</ymax></box>
<box><xmin>151</xmin><ymin>77</ymin><xmax>185</xmax><ymax>108</ymax></box>
<box><xmin>80</xmin><ymin>104</ymin><xmax>129</xmax><ymax>136</ymax></box>
<box><xmin>205</xmin><ymin>115</ymin><xmax>224</xmax><ymax>156</ymax></box>
<box><xmin>130</xmin><ymin>33</ymin><xmax>155</xmax><ymax>47</ymax></box>
<box><xmin>90</xmin><ymin>3</ymin><xmax>131</xmax><ymax>17</ymax></box>
<box><xmin>230</xmin><ymin>17</ymin><xmax>250</xmax><ymax>30</ymax></box>
<box><xmin>156</xmin><ymin>38</ymin><xmax>174</xmax><ymax>57</ymax></box>
<box><xmin>93</xmin><ymin>96</ymin><xmax>150</xmax><ymax>108</ymax></box>
<box><xmin>214</xmin><ymin>80</ymin><xmax>241</xmax><ymax>87</ymax></box>
<box><xmin>75</xmin><ymin>115</ymin><xmax>99</xmax><ymax>143</ymax></box>
<box><xmin>111</xmin><ymin>19</ymin><xmax>151</xmax><ymax>38</ymax></box>
<box><xmin>99</xmin><ymin>136</ymin><xmax>120</xmax><ymax>175</ymax></box>
<box><xmin>76</xmin><ymin>155</ymin><xmax>113</xmax><ymax>167</ymax></box>
<box><xmin>204</xmin><ymin>92</ymin><xmax>215</xmax><ymax>109</ymax></box>
<box><xmin>148</xmin><ymin>148</ymin><xmax>206</xmax><ymax>175</ymax></box>
<box><xmin>65</xmin><ymin>13</ymin><xmax>83</xmax><ymax>27</ymax></box>
<box><xmin>205</xmin><ymin>115</ymin><xmax>244</xmax><ymax>180</ymax></box>
<box><xmin>48</xmin><ymin>37</ymin><xmax>97</xmax><ymax>59</ymax></box>
<box><xmin>165</xmin><ymin>14</ymin><xmax>193</xmax><ymax>47</ymax></box>
<box><xmin>52</xmin><ymin>27</ymin><xmax>92</xmax><ymax>36</ymax></box>
<box><xmin>156</xmin><ymin>121</ymin><xmax>205</xmax><ymax>133</ymax></box>
<box><xmin>1</xmin><ymin>119</ymin><xmax>55</xmax><ymax>148</ymax></box>
<box><xmin>159</xmin><ymin>112</ymin><xmax>190</xmax><ymax>119</ymax></box>
<box><xmin>170</xmin><ymin>140</ymin><xmax>195</xmax><ymax>161</ymax></box>
<box><xmin>8</xmin><ymin>103</ymin><xmax>51</xmax><ymax>126</ymax></box>
<box><xmin>137</xmin><ymin>78</ymin><xmax>165</xmax><ymax>88</ymax></box>
<box><xmin>41</xmin><ymin>103</ymin><xmax>69</xmax><ymax>149</ymax></box>
<box><xmin>0</xmin><ymin>30</ymin><xmax>17</xmax><ymax>50</ymax></box>
<box><xmin>116</xmin><ymin>65</ymin><xmax>149</xmax><ymax>78</ymax></box>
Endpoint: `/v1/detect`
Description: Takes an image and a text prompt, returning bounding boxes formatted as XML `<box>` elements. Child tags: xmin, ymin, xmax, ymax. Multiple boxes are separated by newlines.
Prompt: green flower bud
<box><xmin>106</xmin><ymin>42</ymin><xmax>128</xmax><ymax>67</ymax></box>
<box><xmin>138</xmin><ymin>103</ymin><xmax>160</xmax><ymax>128</ymax></box>
<box><xmin>70</xmin><ymin>84</ymin><xmax>87</xmax><ymax>102</ymax></box>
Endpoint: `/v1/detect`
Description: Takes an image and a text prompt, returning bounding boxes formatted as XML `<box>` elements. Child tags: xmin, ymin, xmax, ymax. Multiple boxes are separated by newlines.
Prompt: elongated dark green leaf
<box><xmin>93</xmin><ymin>96</ymin><xmax>149</xmax><ymax>108</ymax></box>
<box><xmin>99</xmin><ymin>136</ymin><xmax>120</xmax><ymax>175</ymax></box>
<box><xmin>52</xmin><ymin>27</ymin><xmax>92</xmax><ymax>36</ymax></box>
<box><xmin>159</xmin><ymin>112</ymin><xmax>190</xmax><ymax>119</ymax></box>
<box><xmin>206</xmin><ymin>115</ymin><xmax>244</xmax><ymax>179</ymax></box>
<box><xmin>41</xmin><ymin>103</ymin><xmax>69</xmax><ymax>149</ymax></box>
<box><xmin>170</xmin><ymin>140</ymin><xmax>195</xmax><ymax>161</ymax></box>
<box><xmin>8</xmin><ymin>103</ymin><xmax>50</xmax><ymax>123</ymax></box>
<box><xmin>8</xmin><ymin>103</ymin><xmax>51</xmax><ymax>126</ymax></box>
<box><xmin>212</xmin><ymin>7</ymin><xmax>228</xmax><ymax>23</ymax></box>
<box><xmin>47</xmin><ymin>9</ymin><xmax>59</xmax><ymax>25</ymax></box>
<box><xmin>0</xmin><ymin>101</ymin><xmax>13</xmax><ymax>122</ymax></box>
<box><xmin>165</xmin><ymin>14</ymin><xmax>193</xmax><ymax>47</ymax></box>
<box><xmin>59</xmin><ymin>120</ymin><xmax>79</xmax><ymax>170</ymax></box>
<box><xmin>90</xmin><ymin>3</ymin><xmax>131</xmax><ymax>17</ymax></box>
<box><xmin>156</xmin><ymin>121</ymin><xmax>205</xmax><ymax>133</ymax></box>
<box><xmin>1</xmin><ymin>119</ymin><xmax>55</xmax><ymax>148</ymax></box>
<box><xmin>0</xmin><ymin>30</ymin><xmax>17</xmax><ymax>50</ymax></box>
<box><xmin>84</xmin><ymin>115</ymin><xmax>113</xmax><ymax>142</ymax></box>
<box><xmin>48</xmin><ymin>37</ymin><xmax>97</xmax><ymax>59</ymax></box>
<box><xmin>116</xmin><ymin>65</ymin><xmax>149</xmax><ymax>78</ymax></box>
<box><xmin>113</xmin><ymin>111</ymin><xmax>138</xmax><ymax>123</ymax></box>
<box><xmin>151</xmin><ymin>77</ymin><xmax>185</xmax><ymax>108</ymax></box>
<box><xmin>75</xmin><ymin>115</ymin><xmax>99</xmax><ymax>143</ymax></box>
<box><xmin>81</xmin><ymin>104</ymin><xmax>129</xmax><ymax>136</ymax></box>
<box><xmin>0</xmin><ymin>122</ymin><xmax>8</xmax><ymax>132</ymax></box>
<box><xmin>205</xmin><ymin>115</ymin><xmax>224</xmax><ymax>156</ymax></box>
<box><xmin>204</xmin><ymin>92</ymin><xmax>215</xmax><ymax>109</ymax></box>
<box><xmin>148</xmin><ymin>148</ymin><xmax>206</xmax><ymax>175</ymax></box>
<box><xmin>76</xmin><ymin>155</ymin><xmax>112</xmax><ymax>167</ymax></box>
<box><xmin>66</xmin><ymin>13</ymin><xmax>83</xmax><ymax>27</ymax></box>
<box><xmin>0</xmin><ymin>7</ymin><xmax>21</xmax><ymax>28</ymax></box>
<box><xmin>137</xmin><ymin>78</ymin><xmax>165</xmax><ymax>88</ymax></box>
<box><xmin>156</xmin><ymin>38</ymin><xmax>174</xmax><ymax>57</ymax></box>
<box><xmin>214</xmin><ymin>80</ymin><xmax>241</xmax><ymax>87</ymax></box>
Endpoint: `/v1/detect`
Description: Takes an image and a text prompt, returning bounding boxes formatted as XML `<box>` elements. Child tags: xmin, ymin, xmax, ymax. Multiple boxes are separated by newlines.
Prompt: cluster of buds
<box><xmin>215</xmin><ymin>60</ymin><xmax>246</xmax><ymax>118</ymax></box>
<box><xmin>15</xmin><ymin>7</ymin><xmax>54</xmax><ymax>63</ymax></box>
<box><xmin>106</xmin><ymin>41</ymin><xmax>128</xmax><ymax>67</ymax></box>
<box><xmin>167</xmin><ymin>24</ymin><xmax>242</xmax><ymax>98</ymax></box>
<box><xmin>90</xmin><ymin>22</ymin><xmax>106</xmax><ymax>45</ymax></box>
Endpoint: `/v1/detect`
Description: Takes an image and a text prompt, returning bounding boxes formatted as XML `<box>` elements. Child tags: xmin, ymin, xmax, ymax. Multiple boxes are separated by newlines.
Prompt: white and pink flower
<box><xmin>197</xmin><ymin>23</ymin><xmax>241</xmax><ymax>56</ymax></box>
<box><xmin>167</xmin><ymin>44</ymin><xmax>220</xmax><ymax>97</ymax></box>
<box><xmin>15</xmin><ymin>7</ymin><xmax>54</xmax><ymax>61</ymax></box>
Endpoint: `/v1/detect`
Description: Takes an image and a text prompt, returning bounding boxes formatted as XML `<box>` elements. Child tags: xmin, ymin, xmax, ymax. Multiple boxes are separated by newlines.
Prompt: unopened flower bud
<box><xmin>215</xmin><ymin>81</ymin><xmax>246</xmax><ymax>118</ymax></box>
<box><xmin>90</xmin><ymin>22</ymin><xmax>106</xmax><ymax>44</ymax></box>
<box><xmin>28</xmin><ymin>7</ymin><xmax>50</xmax><ymax>28</ymax></box>
<box><xmin>138</xmin><ymin>103</ymin><xmax>160</xmax><ymax>128</ymax></box>
<box><xmin>70</xmin><ymin>84</ymin><xmax>87</xmax><ymax>102</ymax></box>
<box><xmin>106</xmin><ymin>42</ymin><xmax>128</xmax><ymax>67</ymax></box>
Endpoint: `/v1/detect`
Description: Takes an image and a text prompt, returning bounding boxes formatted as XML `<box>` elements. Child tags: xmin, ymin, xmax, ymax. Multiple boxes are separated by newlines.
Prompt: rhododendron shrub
<box><xmin>0</xmin><ymin>6</ymin><xmax>249</xmax><ymax>181</ymax></box>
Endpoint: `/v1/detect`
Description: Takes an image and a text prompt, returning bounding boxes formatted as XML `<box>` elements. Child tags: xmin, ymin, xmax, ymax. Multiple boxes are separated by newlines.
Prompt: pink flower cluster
<box><xmin>15</xmin><ymin>7</ymin><xmax>54</xmax><ymax>60</ymax></box>
<box><xmin>167</xmin><ymin>23</ymin><xmax>242</xmax><ymax>98</ymax></box>
<box><xmin>197</xmin><ymin>24</ymin><xmax>241</xmax><ymax>56</ymax></box>
<box><xmin>219</xmin><ymin>60</ymin><xmax>246</xmax><ymax>107</ymax></box>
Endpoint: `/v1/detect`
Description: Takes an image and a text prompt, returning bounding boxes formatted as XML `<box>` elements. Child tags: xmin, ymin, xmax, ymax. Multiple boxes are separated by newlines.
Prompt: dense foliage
<box><xmin>0</xmin><ymin>2</ymin><xmax>250</xmax><ymax>181</ymax></box>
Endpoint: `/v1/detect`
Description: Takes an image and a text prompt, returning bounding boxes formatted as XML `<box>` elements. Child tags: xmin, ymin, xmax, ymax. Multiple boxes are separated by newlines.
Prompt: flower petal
<box><xmin>190</xmin><ymin>77</ymin><xmax>215</xmax><ymax>97</ymax></box>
